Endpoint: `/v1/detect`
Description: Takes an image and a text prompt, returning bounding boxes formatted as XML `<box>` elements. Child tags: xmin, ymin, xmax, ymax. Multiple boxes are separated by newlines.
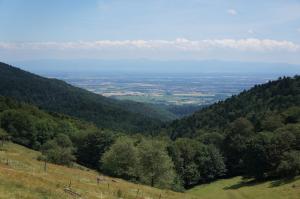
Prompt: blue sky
<box><xmin>1</xmin><ymin>0</ymin><xmax>300</xmax><ymax>63</ymax></box>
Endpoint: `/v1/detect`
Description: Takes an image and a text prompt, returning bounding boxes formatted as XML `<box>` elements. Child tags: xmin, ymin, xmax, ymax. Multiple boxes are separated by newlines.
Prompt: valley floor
<box><xmin>0</xmin><ymin>142</ymin><xmax>299</xmax><ymax>199</ymax></box>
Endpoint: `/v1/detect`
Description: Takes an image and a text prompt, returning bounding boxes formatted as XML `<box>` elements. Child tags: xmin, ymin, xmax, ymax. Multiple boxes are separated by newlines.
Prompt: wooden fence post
<box><xmin>135</xmin><ymin>189</ymin><xmax>140</xmax><ymax>199</ymax></box>
<box><xmin>44</xmin><ymin>159</ymin><xmax>47</xmax><ymax>172</ymax></box>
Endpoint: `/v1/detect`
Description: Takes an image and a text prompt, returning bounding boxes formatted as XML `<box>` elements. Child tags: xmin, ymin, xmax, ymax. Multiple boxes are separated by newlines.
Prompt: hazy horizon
<box><xmin>7</xmin><ymin>59</ymin><xmax>300</xmax><ymax>77</ymax></box>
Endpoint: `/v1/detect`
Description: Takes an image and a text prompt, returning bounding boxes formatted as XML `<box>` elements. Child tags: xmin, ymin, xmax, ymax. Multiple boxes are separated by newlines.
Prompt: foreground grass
<box><xmin>188</xmin><ymin>176</ymin><xmax>300</xmax><ymax>199</ymax></box>
<box><xmin>1</xmin><ymin>142</ymin><xmax>299</xmax><ymax>199</ymax></box>
<box><xmin>0</xmin><ymin>143</ymin><xmax>191</xmax><ymax>199</ymax></box>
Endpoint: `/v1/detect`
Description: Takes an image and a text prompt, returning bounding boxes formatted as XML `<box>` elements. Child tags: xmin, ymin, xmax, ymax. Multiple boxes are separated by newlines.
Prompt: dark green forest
<box><xmin>0</xmin><ymin>62</ymin><xmax>299</xmax><ymax>191</ymax></box>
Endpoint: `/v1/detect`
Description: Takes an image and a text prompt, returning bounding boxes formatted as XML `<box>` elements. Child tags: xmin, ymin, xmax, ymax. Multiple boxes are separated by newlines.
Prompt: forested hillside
<box><xmin>168</xmin><ymin>75</ymin><xmax>300</xmax><ymax>138</ymax></box>
<box><xmin>0</xmin><ymin>95</ymin><xmax>113</xmax><ymax>167</ymax></box>
<box><xmin>166</xmin><ymin>76</ymin><xmax>300</xmax><ymax>181</ymax></box>
<box><xmin>0</xmin><ymin>62</ymin><xmax>173</xmax><ymax>133</ymax></box>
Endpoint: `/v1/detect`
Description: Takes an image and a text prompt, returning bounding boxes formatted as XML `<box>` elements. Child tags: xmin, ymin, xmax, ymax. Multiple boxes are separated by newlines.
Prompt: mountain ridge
<box><xmin>0</xmin><ymin>62</ymin><xmax>176</xmax><ymax>133</ymax></box>
<box><xmin>167</xmin><ymin>75</ymin><xmax>300</xmax><ymax>138</ymax></box>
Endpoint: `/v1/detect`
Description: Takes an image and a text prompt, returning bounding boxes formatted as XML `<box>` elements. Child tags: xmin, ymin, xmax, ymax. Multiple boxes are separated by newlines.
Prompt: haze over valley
<box><xmin>13</xmin><ymin>59</ymin><xmax>300</xmax><ymax>106</ymax></box>
<box><xmin>48</xmin><ymin>73</ymin><xmax>282</xmax><ymax>106</ymax></box>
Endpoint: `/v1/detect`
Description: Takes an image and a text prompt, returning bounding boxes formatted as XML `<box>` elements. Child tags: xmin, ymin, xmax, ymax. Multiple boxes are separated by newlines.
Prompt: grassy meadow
<box><xmin>188</xmin><ymin>176</ymin><xmax>300</xmax><ymax>199</ymax></box>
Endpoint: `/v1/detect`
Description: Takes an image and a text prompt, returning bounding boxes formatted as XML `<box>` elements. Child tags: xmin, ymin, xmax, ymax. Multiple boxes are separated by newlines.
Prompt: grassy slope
<box><xmin>188</xmin><ymin>177</ymin><xmax>300</xmax><ymax>199</ymax></box>
<box><xmin>0</xmin><ymin>143</ymin><xmax>190</xmax><ymax>199</ymax></box>
<box><xmin>0</xmin><ymin>142</ymin><xmax>299</xmax><ymax>199</ymax></box>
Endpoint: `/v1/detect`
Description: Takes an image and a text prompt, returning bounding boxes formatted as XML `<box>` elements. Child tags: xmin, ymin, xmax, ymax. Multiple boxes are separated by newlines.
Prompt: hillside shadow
<box><xmin>223</xmin><ymin>178</ymin><xmax>263</xmax><ymax>190</ymax></box>
<box><xmin>269</xmin><ymin>177</ymin><xmax>299</xmax><ymax>188</ymax></box>
<box><xmin>223</xmin><ymin>176</ymin><xmax>299</xmax><ymax>190</ymax></box>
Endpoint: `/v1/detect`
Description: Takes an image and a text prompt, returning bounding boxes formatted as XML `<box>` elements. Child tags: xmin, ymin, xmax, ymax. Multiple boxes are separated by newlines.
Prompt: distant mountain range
<box><xmin>11</xmin><ymin>59</ymin><xmax>300</xmax><ymax>76</ymax></box>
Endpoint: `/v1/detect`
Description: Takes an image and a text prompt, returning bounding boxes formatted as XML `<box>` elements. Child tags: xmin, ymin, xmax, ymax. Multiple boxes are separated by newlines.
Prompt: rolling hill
<box><xmin>0</xmin><ymin>62</ymin><xmax>177</xmax><ymax>133</ymax></box>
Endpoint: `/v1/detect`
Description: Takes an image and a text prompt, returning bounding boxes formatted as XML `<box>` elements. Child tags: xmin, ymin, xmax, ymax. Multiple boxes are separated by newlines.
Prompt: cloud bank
<box><xmin>1</xmin><ymin>38</ymin><xmax>299</xmax><ymax>64</ymax></box>
<box><xmin>0</xmin><ymin>38</ymin><xmax>299</xmax><ymax>52</ymax></box>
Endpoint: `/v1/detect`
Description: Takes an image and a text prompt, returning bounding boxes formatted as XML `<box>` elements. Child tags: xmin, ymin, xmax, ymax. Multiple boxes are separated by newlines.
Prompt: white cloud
<box><xmin>227</xmin><ymin>9</ymin><xmax>238</xmax><ymax>16</ymax></box>
<box><xmin>0</xmin><ymin>38</ymin><xmax>299</xmax><ymax>52</ymax></box>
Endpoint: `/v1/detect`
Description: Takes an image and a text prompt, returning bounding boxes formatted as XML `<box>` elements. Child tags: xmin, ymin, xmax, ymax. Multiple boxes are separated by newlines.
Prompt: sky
<box><xmin>0</xmin><ymin>0</ymin><xmax>300</xmax><ymax>64</ymax></box>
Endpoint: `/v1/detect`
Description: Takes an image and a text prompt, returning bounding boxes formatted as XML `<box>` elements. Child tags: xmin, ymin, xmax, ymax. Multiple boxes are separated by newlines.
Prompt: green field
<box><xmin>0</xmin><ymin>142</ymin><xmax>299</xmax><ymax>199</ymax></box>
<box><xmin>188</xmin><ymin>176</ymin><xmax>300</xmax><ymax>199</ymax></box>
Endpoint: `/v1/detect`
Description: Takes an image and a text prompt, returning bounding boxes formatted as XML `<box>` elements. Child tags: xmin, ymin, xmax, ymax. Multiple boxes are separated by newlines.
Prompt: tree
<box><xmin>197</xmin><ymin>131</ymin><xmax>224</xmax><ymax>149</ymax></box>
<box><xmin>76</xmin><ymin>131</ymin><xmax>114</xmax><ymax>169</ymax></box>
<box><xmin>137</xmin><ymin>140</ymin><xmax>176</xmax><ymax>189</ymax></box>
<box><xmin>35</xmin><ymin>119</ymin><xmax>56</xmax><ymax>146</ymax></box>
<box><xmin>224</xmin><ymin>117</ymin><xmax>254</xmax><ymax>175</ymax></box>
<box><xmin>243</xmin><ymin>127</ymin><xmax>300</xmax><ymax>179</ymax></box>
<box><xmin>101</xmin><ymin>137</ymin><xmax>138</xmax><ymax>180</ymax></box>
<box><xmin>283</xmin><ymin>107</ymin><xmax>300</xmax><ymax>124</ymax></box>
<box><xmin>55</xmin><ymin>133</ymin><xmax>73</xmax><ymax>148</ymax></box>
<box><xmin>277</xmin><ymin>124</ymin><xmax>300</xmax><ymax>150</ymax></box>
<box><xmin>243</xmin><ymin>132</ymin><xmax>273</xmax><ymax>179</ymax></box>
<box><xmin>0</xmin><ymin>110</ymin><xmax>37</xmax><ymax>148</ymax></box>
<box><xmin>276</xmin><ymin>150</ymin><xmax>300</xmax><ymax>177</ymax></box>
<box><xmin>168</xmin><ymin>138</ymin><xmax>201</xmax><ymax>188</ymax></box>
<box><xmin>196</xmin><ymin>144</ymin><xmax>226</xmax><ymax>182</ymax></box>
<box><xmin>261</xmin><ymin>114</ymin><xmax>284</xmax><ymax>131</ymax></box>
<box><xmin>0</xmin><ymin>128</ymin><xmax>9</xmax><ymax>147</ymax></box>
<box><xmin>41</xmin><ymin>134</ymin><xmax>75</xmax><ymax>166</ymax></box>
<box><xmin>230</xmin><ymin>117</ymin><xmax>254</xmax><ymax>136</ymax></box>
